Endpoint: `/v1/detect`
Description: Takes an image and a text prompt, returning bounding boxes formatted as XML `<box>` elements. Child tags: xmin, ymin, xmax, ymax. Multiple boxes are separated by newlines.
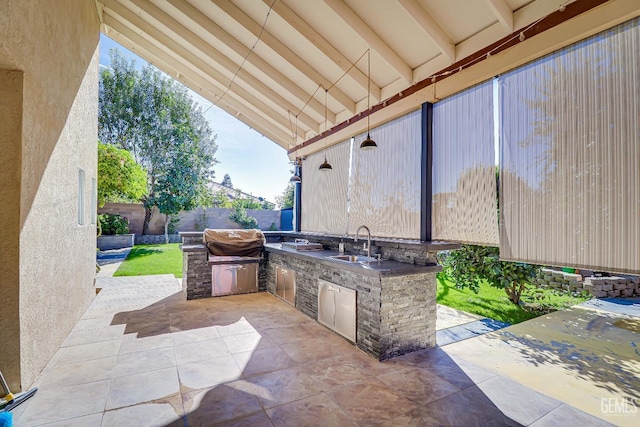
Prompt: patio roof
<box><xmin>95</xmin><ymin>0</ymin><xmax>640</xmax><ymax>158</ymax></box>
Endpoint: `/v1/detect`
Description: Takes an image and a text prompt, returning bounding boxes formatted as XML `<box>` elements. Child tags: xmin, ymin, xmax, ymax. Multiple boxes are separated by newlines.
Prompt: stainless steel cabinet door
<box><xmin>212</xmin><ymin>265</ymin><xmax>235</xmax><ymax>296</ymax></box>
<box><xmin>236</xmin><ymin>263</ymin><xmax>258</xmax><ymax>294</ymax></box>
<box><xmin>212</xmin><ymin>263</ymin><xmax>258</xmax><ymax>296</ymax></box>
<box><xmin>317</xmin><ymin>281</ymin><xmax>335</xmax><ymax>330</ymax></box>
<box><xmin>317</xmin><ymin>280</ymin><xmax>356</xmax><ymax>342</ymax></box>
<box><xmin>275</xmin><ymin>266</ymin><xmax>296</xmax><ymax>306</ymax></box>
<box><xmin>333</xmin><ymin>285</ymin><xmax>356</xmax><ymax>342</ymax></box>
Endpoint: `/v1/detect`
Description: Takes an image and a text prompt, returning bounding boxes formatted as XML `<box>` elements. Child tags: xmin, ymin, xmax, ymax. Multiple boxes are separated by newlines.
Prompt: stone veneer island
<box><xmin>180</xmin><ymin>231</ymin><xmax>456</xmax><ymax>361</ymax></box>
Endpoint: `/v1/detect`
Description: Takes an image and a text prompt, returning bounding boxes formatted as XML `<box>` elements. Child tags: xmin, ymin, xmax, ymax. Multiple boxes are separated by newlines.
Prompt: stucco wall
<box><xmin>0</xmin><ymin>0</ymin><xmax>100</xmax><ymax>391</ymax></box>
<box><xmin>0</xmin><ymin>69</ymin><xmax>24</xmax><ymax>393</ymax></box>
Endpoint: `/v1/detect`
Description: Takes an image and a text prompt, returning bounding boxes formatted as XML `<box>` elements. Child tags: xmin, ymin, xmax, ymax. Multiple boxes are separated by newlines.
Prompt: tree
<box><xmin>97</xmin><ymin>142</ymin><xmax>147</xmax><ymax>207</ymax></box>
<box><xmin>439</xmin><ymin>245</ymin><xmax>537</xmax><ymax>304</ymax></box>
<box><xmin>276</xmin><ymin>182</ymin><xmax>295</xmax><ymax>209</ymax></box>
<box><xmin>99</xmin><ymin>49</ymin><xmax>218</xmax><ymax>241</ymax></box>
<box><xmin>221</xmin><ymin>173</ymin><xmax>233</xmax><ymax>188</ymax></box>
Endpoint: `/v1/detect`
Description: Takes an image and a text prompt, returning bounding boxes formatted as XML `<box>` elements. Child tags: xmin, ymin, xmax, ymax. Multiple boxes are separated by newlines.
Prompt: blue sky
<box><xmin>99</xmin><ymin>34</ymin><xmax>292</xmax><ymax>203</ymax></box>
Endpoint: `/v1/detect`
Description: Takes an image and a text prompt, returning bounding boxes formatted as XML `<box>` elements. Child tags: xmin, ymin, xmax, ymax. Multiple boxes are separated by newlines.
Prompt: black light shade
<box><xmin>360</xmin><ymin>133</ymin><xmax>377</xmax><ymax>150</ymax></box>
<box><xmin>319</xmin><ymin>158</ymin><xmax>333</xmax><ymax>170</ymax></box>
<box><xmin>289</xmin><ymin>174</ymin><xmax>301</xmax><ymax>182</ymax></box>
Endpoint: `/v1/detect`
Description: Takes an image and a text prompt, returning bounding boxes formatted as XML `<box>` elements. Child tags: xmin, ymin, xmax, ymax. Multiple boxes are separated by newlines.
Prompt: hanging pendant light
<box><xmin>360</xmin><ymin>50</ymin><xmax>377</xmax><ymax>150</ymax></box>
<box><xmin>290</xmin><ymin>171</ymin><xmax>302</xmax><ymax>182</ymax></box>
<box><xmin>319</xmin><ymin>157</ymin><xmax>332</xmax><ymax>170</ymax></box>
<box><xmin>319</xmin><ymin>88</ymin><xmax>332</xmax><ymax>170</ymax></box>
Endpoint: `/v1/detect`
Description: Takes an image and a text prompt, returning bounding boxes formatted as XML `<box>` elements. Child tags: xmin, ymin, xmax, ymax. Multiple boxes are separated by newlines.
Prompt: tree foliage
<box><xmin>99</xmin><ymin>49</ymin><xmax>218</xmax><ymax>241</ymax></box>
<box><xmin>439</xmin><ymin>245</ymin><xmax>538</xmax><ymax>304</ymax></box>
<box><xmin>97</xmin><ymin>142</ymin><xmax>147</xmax><ymax>207</ymax></box>
<box><xmin>221</xmin><ymin>173</ymin><xmax>233</xmax><ymax>188</ymax></box>
<box><xmin>276</xmin><ymin>182</ymin><xmax>295</xmax><ymax>209</ymax></box>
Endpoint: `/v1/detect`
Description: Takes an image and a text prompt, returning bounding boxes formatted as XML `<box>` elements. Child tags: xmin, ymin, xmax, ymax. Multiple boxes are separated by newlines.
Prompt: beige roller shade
<box><xmin>301</xmin><ymin>140</ymin><xmax>351</xmax><ymax>235</ymax></box>
<box><xmin>349</xmin><ymin>110</ymin><xmax>422</xmax><ymax>239</ymax></box>
<box><xmin>432</xmin><ymin>80</ymin><xmax>499</xmax><ymax>246</ymax></box>
<box><xmin>500</xmin><ymin>17</ymin><xmax>640</xmax><ymax>274</ymax></box>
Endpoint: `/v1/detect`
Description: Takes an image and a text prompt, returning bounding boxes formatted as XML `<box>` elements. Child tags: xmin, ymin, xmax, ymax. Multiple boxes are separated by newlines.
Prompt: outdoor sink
<box><xmin>327</xmin><ymin>255</ymin><xmax>377</xmax><ymax>263</ymax></box>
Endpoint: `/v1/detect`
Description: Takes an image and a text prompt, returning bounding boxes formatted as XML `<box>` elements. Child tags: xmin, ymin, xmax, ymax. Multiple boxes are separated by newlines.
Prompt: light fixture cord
<box><xmin>323</xmin><ymin>87</ymin><xmax>328</xmax><ymax>159</ymax></box>
<box><xmin>367</xmin><ymin>49</ymin><xmax>371</xmax><ymax>137</ymax></box>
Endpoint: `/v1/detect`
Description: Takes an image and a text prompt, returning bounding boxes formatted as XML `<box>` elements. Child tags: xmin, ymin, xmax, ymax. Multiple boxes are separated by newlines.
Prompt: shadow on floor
<box><xmin>110</xmin><ymin>292</ymin><xmax>524</xmax><ymax>426</ymax></box>
<box><xmin>484</xmin><ymin>306</ymin><xmax>640</xmax><ymax>401</ymax></box>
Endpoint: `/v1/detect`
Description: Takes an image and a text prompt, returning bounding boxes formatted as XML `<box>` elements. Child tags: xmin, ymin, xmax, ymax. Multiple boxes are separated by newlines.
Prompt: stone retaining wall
<box><xmin>135</xmin><ymin>234</ymin><xmax>181</xmax><ymax>245</ymax></box>
<box><xmin>535</xmin><ymin>268</ymin><xmax>640</xmax><ymax>298</ymax></box>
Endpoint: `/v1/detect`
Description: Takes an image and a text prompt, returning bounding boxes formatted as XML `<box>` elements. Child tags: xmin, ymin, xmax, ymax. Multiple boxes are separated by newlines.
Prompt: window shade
<box><xmin>301</xmin><ymin>140</ymin><xmax>350</xmax><ymax>235</ymax></box>
<box><xmin>500</xmin><ymin>17</ymin><xmax>640</xmax><ymax>274</ymax></box>
<box><xmin>349</xmin><ymin>110</ymin><xmax>421</xmax><ymax>239</ymax></box>
<box><xmin>432</xmin><ymin>81</ymin><xmax>499</xmax><ymax>245</ymax></box>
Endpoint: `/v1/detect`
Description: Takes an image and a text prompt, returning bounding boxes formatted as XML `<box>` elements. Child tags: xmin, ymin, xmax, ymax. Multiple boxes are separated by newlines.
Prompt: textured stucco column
<box><xmin>0</xmin><ymin>69</ymin><xmax>24</xmax><ymax>391</ymax></box>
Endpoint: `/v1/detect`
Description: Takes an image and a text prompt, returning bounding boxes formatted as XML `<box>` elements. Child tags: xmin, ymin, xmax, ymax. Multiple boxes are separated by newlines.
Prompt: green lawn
<box><xmin>436</xmin><ymin>274</ymin><xmax>592</xmax><ymax>324</ymax></box>
<box><xmin>114</xmin><ymin>243</ymin><xmax>183</xmax><ymax>278</ymax></box>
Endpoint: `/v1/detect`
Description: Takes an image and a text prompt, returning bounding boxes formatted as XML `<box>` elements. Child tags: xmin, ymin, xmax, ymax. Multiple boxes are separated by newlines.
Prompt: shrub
<box><xmin>98</xmin><ymin>213</ymin><xmax>130</xmax><ymax>235</ymax></box>
<box><xmin>439</xmin><ymin>244</ymin><xmax>537</xmax><ymax>305</ymax></box>
<box><xmin>229</xmin><ymin>206</ymin><xmax>258</xmax><ymax>229</ymax></box>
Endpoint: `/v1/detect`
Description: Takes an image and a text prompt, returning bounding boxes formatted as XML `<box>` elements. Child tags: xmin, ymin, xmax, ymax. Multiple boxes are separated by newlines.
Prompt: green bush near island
<box><xmin>436</xmin><ymin>274</ymin><xmax>591</xmax><ymax>324</ymax></box>
<box><xmin>114</xmin><ymin>243</ymin><xmax>183</xmax><ymax>278</ymax></box>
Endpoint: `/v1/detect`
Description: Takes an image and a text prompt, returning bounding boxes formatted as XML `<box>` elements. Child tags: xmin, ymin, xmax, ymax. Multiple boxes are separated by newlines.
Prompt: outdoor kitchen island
<box><xmin>264</xmin><ymin>241</ymin><xmax>445</xmax><ymax>361</ymax></box>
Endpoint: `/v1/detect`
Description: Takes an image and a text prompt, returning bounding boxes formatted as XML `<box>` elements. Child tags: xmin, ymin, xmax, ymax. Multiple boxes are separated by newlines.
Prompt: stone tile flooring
<box><xmin>13</xmin><ymin>275</ymin><xmax>623</xmax><ymax>426</ymax></box>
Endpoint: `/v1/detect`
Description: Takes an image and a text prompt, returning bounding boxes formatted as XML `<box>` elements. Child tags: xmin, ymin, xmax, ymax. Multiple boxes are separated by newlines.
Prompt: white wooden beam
<box><xmin>324</xmin><ymin>0</ymin><xmax>413</xmax><ymax>84</ymax></box>
<box><xmin>485</xmin><ymin>0</ymin><xmax>514</xmax><ymax>33</ymax></box>
<box><xmin>102</xmin><ymin>3</ymin><xmax>297</xmax><ymax>139</ymax></box>
<box><xmin>126</xmin><ymin>0</ymin><xmax>320</xmax><ymax>133</ymax></box>
<box><xmin>263</xmin><ymin>0</ymin><xmax>381</xmax><ymax>103</ymax></box>
<box><xmin>166</xmin><ymin>0</ymin><xmax>330</xmax><ymax>124</ymax></box>
<box><xmin>210</xmin><ymin>0</ymin><xmax>356</xmax><ymax>114</ymax></box>
<box><xmin>103</xmin><ymin>17</ymin><xmax>293</xmax><ymax>148</ymax></box>
<box><xmin>397</xmin><ymin>0</ymin><xmax>456</xmax><ymax>63</ymax></box>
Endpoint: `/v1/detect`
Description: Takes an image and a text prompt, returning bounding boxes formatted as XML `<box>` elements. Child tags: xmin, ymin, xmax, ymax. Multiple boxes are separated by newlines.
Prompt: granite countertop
<box><xmin>264</xmin><ymin>243</ymin><xmax>441</xmax><ymax>278</ymax></box>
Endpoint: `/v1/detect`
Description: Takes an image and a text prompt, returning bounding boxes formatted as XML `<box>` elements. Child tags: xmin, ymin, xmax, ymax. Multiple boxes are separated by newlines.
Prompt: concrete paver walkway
<box><xmin>444</xmin><ymin>298</ymin><xmax>640</xmax><ymax>426</ymax></box>
<box><xmin>96</xmin><ymin>248</ymin><xmax>131</xmax><ymax>278</ymax></box>
<box><xmin>12</xmin><ymin>276</ymin><xmax>627</xmax><ymax>426</ymax></box>
<box><xmin>436</xmin><ymin>305</ymin><xmax>510</xmax><ymax>346</ymax></box>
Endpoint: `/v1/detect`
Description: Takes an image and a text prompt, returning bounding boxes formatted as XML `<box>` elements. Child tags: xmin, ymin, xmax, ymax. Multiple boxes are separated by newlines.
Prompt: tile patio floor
<box><xmin>12</xmin><ymin>275</ymin><xmax>629</xmax><ymax>426</ymax></box>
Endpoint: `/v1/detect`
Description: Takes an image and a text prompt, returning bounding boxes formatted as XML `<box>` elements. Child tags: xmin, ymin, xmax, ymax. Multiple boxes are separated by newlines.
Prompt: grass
<box><xmin>114</xmin><ymin>243</ymin><xmax>183</xmax><ymax>278</ymax></box>
<box><xmin>436</xmin><ymin>273</ymin><xmax>592</xmax><ymax>324</ymax></box>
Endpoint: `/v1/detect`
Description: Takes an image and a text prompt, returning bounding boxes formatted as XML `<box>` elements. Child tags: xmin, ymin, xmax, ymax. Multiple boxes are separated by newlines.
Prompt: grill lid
<box><xmin>203</xmin><ymin>229</ymin><xmax>265</xmax><ymax>257</ymax></box>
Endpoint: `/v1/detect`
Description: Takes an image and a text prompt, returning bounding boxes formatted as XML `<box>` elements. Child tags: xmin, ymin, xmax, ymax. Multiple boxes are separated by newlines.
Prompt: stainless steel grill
<box><xmin>203</xmin><ymin>229</ymin><xmax>265</xmax><ymax>297</ymax></box>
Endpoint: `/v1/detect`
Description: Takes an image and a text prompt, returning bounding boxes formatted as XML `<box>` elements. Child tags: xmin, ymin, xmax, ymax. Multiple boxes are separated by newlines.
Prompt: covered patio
<box><xmin>2</xmin><ymin>1</ymin><xmax>640</xmax><ymax>425</ymax></box>
<box><xmin>11</xmin><ymin>274</ymin><xmax>631</xmax><ymax>426</ymax></box>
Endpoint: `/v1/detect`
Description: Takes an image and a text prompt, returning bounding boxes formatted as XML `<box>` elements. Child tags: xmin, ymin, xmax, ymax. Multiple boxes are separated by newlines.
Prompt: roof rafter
<box><xmin>324</xmin><ymin>0</ymin><xmax>413</xmax><ymax>84</ymax></box>
<box><xmin>485</xmin><ymin>0</ymin><xmax>514</xmax><ymax>32</ymax></box>
<box><xmin>263</xmin><ymin>0</ymin><xmax>381</xmax><ymax>103</ymax></box>
<box><xmin>125</xmin><ymin>0</ymin><xmax>320</xmax><ymax>133</ymax></box>
<box><xmin>103</xmin><ymin>18</ymin><xmax>293</xmax><ymax>148</ymax></box>
<box><xmin>210</xmin><ymin>0</ymin><xmax>356</xmax><ymax>115</ymax></box>
<box><xmin>102</xmin><ymin>3</ymin><xmax>297</xmax><ymax>139</ymax></box>
<box><xmin>397</xmin><ymin>0</ymin><xmax>456</xmax><ymax>63</ymax></box>
<box><xmin>166</xmin><ymin>0</ymin><xmax>330</xmax><ymax>125</ymax></box>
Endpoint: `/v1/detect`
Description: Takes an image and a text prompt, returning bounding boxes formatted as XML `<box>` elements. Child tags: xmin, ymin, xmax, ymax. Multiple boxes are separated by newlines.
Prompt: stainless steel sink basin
<box><xmin>327</xmin><ymin>255</ymin><xmax>376</xmax><ymax>263</ymax></box>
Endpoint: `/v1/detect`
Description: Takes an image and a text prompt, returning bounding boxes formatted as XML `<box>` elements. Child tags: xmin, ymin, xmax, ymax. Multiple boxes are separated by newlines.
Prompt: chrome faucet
<box><xmin>354</xmin><ymin>225</ymin><xmax>372</xmax><ymax>258</ymax></box>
